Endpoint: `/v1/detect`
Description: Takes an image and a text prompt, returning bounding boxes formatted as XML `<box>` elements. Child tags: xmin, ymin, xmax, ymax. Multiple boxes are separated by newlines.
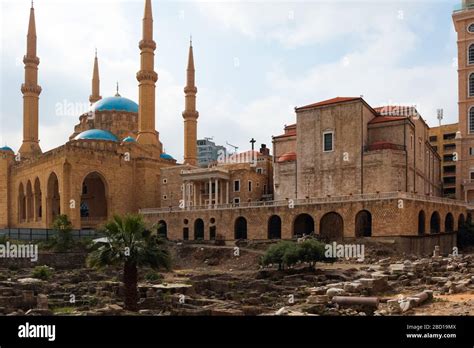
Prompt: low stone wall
<box><xmin>0</xmin><ymin>252</ymin><xmax>87</xmax><ymax>269</ymax></box>
<box><xmin>372</xmin><ymin>233</ymin><xmax>457</xmax><ymax>257</ymax></box>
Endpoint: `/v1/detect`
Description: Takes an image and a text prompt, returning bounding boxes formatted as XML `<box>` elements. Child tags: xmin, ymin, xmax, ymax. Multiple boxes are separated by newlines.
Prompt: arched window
<box><xmin>469</xmin><ymin>44</ymin><xmax>474</xmax><ymax>65</ymax></box>
<box><xmin>470</xmin><ymin>107</ymin><xmax>474</xmax><ymax>134</ymax></box>
<box><xmin>469</xmin><ymin>73</ymin><xmax>474</xmax><ymax>97</ymax></box>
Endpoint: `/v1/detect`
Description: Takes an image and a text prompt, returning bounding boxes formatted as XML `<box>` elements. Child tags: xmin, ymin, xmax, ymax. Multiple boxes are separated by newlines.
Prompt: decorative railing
<box><xmin>140</xmin><ymin>191</ymin><xmax>469</xmax><ymax>215</ymax></box>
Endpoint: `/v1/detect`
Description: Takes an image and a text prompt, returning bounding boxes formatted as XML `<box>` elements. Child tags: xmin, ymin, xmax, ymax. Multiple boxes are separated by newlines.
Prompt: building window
<box><xmin>323</xmin><ymin>131</ymin><xmax>334</xmax><ymax>152</ymax></box>
<box><xmin>469</xmin><ymin>44</ymin><xmax>474</xmax><ymax>65</ymax></box>
<box><xmin>163</xmin><ymin>179</ymin><xmax>168</xmax><ymax>184</ymax></box>
<box><xmin>163</xmin><ymin>195</ymin><xmax>168</xmax><ymax>200</ymax></box>
<box><xmin>233</xmin><ymin>197</ymin><xmax>240</xmax><ymax>205</ymax></box>
<box><xmin>469</xmin><ymin>23</ymin><xmax>474</xmax><ymax>33</ymax></box>
<box><xmin>234</xmin><ymin>180</ymin><xmax>240</xmax><ymax>192</ymax></box>
<box><xmin>263</xmin><ymin>184</ymin><xmax>267</xmax><ymax>194</ymax></box>
<box><xmin>470</xmin><ymin>107</ymin><xmax>474</xmax><ymax>134</ymax></box>
<box><xmin>470</xmin><ymin>73</ymin><xmax>474</xmax><ymax>97</ymax></box>
<box><xmin>470</xmin><ymin>171</ymin><xmax>474</xmax><ymax>181</ymax></box>
<box><xmin>257</xmin><ymin>168</ymin><xmax>263</xmax><ymax>174</ymax></box>
<box><xmin>248</xmin><ymin>181</ymin><xmax>252</xmax><ymax>192</ymax></box>
<box><xmin>470</xmin><ymin>147</ymin><xmax>474</xmax><ymax>156</ymax></box>
<box><xmin>429</xmin><ymin>135</ymin><xmax>437</xmax><ymax>142</ymax></box>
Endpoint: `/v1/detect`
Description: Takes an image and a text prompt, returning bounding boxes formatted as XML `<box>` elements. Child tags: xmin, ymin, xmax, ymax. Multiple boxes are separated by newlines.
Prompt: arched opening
<box><xmin>157</xmin><ymin>220</ymin><xmax>167</xmax><ymax>239</ymax></box>
<box><xmin>183</xmin><ymin>227</ymin><xmax>189</xmax><ymax>240</ymax></box>
<box><xmin>468</xmin><ymin>212</ymin><xmax>473</xmax><ymax>225</ymax></box>
<box><xmin>355</xmin><ymin>210</ymin><xmax>372</xmax><ymax>237</ymax></box>
<box><xmin>26</xmin><ymin>181</ymin><xmax>33</xmax><ymax>222</ymax></box>
<box><xmin>418</xmin><ymin>210</ymin><xmax>426</xmax><ymax>235</ymax></box>
<box><xmin>445</xmin><ymin>213</ymin><xmax>454</xmax><ymax>233</ymax></box>
<box><xmin>234</xmin><ymin>217</ymin><xmax>248</xmax><ymax>240</ymax></box>
<box><xmin>430</xmin><ymin>212</ymin><xmax>440</xmax><ymax>234</ymax></box>
<box><xmin>458</xmin><ymin>214</ymin><xmax>466</xmax><ymax>231</ymax></box>
<box><xmin>18</xmin><ymin>183</ymin><xmax>26</xmax><ymax>222</ymax></box>
<box><xmin>47</xmin><ymin>172</ymin><xmax>60</xmax><ymax>225</ymax></box>
<box><xmin>470</xmin><ymin>73</ymin><xmax>474</xmax><ymax>98</ymax></box>
<box><xmin>194</xmin><ymin>219</ymin><xmax>204</xmax><ymax>240</ymax></box>
<box><xmin>34</xmin><ymin>178</ymin><xmax>42</xmax><ymax>221</ymax></box>
<box><xmin>320</xmin><ymin>212</ymin><xmax>344</xmax><ymax>242</ymax></box>
<box><xmin>268</xmin><ymin>215</ymin><xmax>282</xmax><ymax>239</ymax></box>
<box><xmin>209</xmin><ymin>226</ymin><xmax>216</xmax><ymax>240</ymax></box>
<box><xmin>470</xmin><ymin>43</ymin><xmax>474</xmax><ymax>65</ymax></box>
<box><xmin>293</xmin><ymin>214</ymin><xmax>314</xmax><ymax>236</ymax></box>
<box><xmin>81</xmin><ymin>172</ymin><xmax>108</xmax><ymax>223</ymax></box>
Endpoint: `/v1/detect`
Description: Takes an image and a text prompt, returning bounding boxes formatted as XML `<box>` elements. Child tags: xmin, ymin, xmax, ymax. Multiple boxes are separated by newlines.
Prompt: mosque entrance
<box><xmin>81</xmin><ymin>172</ymin><xmax>108</xmax><ymax>227</ymax></box>
<box><xmin>46</xmin><ymin>172</ymin><xmax>60</xmax><ymax>226</ymax></box>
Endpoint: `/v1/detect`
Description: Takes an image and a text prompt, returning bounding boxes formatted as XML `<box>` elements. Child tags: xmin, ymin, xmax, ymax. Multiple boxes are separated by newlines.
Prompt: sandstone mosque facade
<box><xmin>1</xmin><ymin>0</ymin><xmax>473</xmax><ymax>254</ymax></box>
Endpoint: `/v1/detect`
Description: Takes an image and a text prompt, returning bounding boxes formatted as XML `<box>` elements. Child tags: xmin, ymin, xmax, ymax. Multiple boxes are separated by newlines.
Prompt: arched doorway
<box><xmin>209</xmin><ymin>226</ymin><xmax>216</xmax><ymax>240</ymax></box>
<box><xmin>234</xmin><ymin>217</ymin><xmax>247</xmax><ymax>240</ymax></box>
<box><xmin>418</xmin><ymin>210</ymin><xmax>426</xmax><ymax>235</ymax></box>
<box><xmin>445</xmin><ymin>213</ymin><xmax>454</xmax><ymax>233</ymax></box>
<box><xmin>355</xmin><ymin>210</ymin><xmax>372</xmax><ymax>237</ymax></box>
<box><xmin>458</xmin><ymin>214</ymin><xmax>466</xmax><ymax>231</ymax></box>
<box><xmin>81</xmin><ymin>172</ymin><xmax>108</xmax><ymax>222</ymax></box>
<box><xmin>268</xmin><ymin>215</ymin><xmax>282</xmax><ymax>239</ymax></box>
<box><xmin>320</xmin><ymin>212</ymin><xmax>344</xmax><ymax>242</ymax></box>
<box><xmin>26</xmin><ymin>181</ymin><xmax>33</xmax><ymax>222</ymax></box>
<box><xmin>18</xmin><ymin>183</ymin><xmax>26</xmax><ymax>222</ymax></box>
<box><xmin>194</xmin><ymin>219</ymin><xmax>204</xmax><ymax>240</ymax></box>
<box><xmin>293</xmin><ymin>214</ymin><xmax>314</xmax><ymax>236</ymax></box>
<box><xmin>47</xmin><ymin>172</ymin><xmax>60</xmax><ymax>225</ymax></box>
<box><xmin>430</xmin><ymin>212</ymin><xmax>440</xmax><ymax>234</ymax></box>
<box><xmin>157</xmin><ymin>220</ymin><xmax>167</xmax><ymax>239</ymax></box>
<box><xmin>34</xmin><ymin>178</ymin><xmax>42</xmax><ymax>221</ymax></box>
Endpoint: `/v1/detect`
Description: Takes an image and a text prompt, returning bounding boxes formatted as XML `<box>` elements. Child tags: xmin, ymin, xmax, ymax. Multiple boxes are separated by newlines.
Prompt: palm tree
<box><xmin>87</xmin><ymin>214</ymin><xmax>171</xmax><ymax>311</ymax></box>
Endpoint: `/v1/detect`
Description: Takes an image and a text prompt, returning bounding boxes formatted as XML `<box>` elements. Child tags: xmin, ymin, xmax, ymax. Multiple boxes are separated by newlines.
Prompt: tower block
<box><xmin>19</xmin><ymin>3</ymin><xmax>42</xmax><ymax>158</ymax></box>
<box><xmin>136</xmin><ymin>0</ymin><xmax>159</xmax><ymax>146</ymax></box>
<box><xmin>183</xmin><ymin>40</ymin><xmax>199</xmax><ymax>166</ymax></box>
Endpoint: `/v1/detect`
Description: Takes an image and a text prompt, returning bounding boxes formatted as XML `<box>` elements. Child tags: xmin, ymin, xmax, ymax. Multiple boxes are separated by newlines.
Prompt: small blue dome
<box><xmin>92</xmin><ymin>96</ymin><xmax>139</xmax><ymax>113</ymax></box>
<box><xmin>160</xmin><ymin>153</ymin><xmax>175</xmax><ymax>160</ymax></box>
<box><xmin>75</xmin><ymin>129</ymin><xmax>118</xmax><ymax>142</ymax></box>
<box><xmin>122</xmin><ymin>136</ymin><xmax>136</xmax><ymax>143</ymax></box>
<box><xmin>0</xmin><ymin>146</ymin><xmax>14</xmax><ymax>152</ymax></box>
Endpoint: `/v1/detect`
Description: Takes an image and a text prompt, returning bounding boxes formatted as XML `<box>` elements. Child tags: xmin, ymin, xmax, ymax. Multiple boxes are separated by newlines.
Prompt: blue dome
<box><xmin>122</xmin><ymin>136</ymin><xmax>136</xmax><ymax>143</ymax></box>
<box><xmin>92</xmin><ymin>96</ymin><xmax>139</xmax><ymax>113</ymax></box>
<box><xmin>75</xmin><ymin>129</ymin><xmax>118</xmax><ymax>142</ymax></box>
<box><xmin>160</xmin><ymin>153</ymin><xmax>175</xmax><ymax>160</ymax></box>
<box><xmin>0</xmin><ymin>146</ymin><xmax>14</xmax><ymax>152</ymax></box>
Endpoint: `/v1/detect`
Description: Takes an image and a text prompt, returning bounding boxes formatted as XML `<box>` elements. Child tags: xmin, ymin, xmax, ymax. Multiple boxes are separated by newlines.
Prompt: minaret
<box><xmin>89</xmin><ymin>50</ymin><xmax>102</xmax><ymax>104</ymax></box>
<box><xmin>182</xmin><ymin>38</ymin><xmax>199</xmax><ymax>166</ymax></box>
<box><xmin>136</xmin><ymin>0</ymin><xmax>159</xmax><ymax>145</ymax></box>
<box><xmin>19</xmin><ymin>2</ymin><xmax>42</xmax><ymax>158</ymax></box>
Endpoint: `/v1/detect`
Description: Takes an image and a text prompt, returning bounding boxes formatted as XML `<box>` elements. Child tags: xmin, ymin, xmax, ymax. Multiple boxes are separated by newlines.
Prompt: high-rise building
<box><xmin>196</xmin><ymin>139</ymin><xmax>226</xmax><ymax>167</ymax></box>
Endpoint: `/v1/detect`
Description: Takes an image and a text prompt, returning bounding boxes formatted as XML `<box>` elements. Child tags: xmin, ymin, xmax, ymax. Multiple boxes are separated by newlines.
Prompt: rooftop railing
<box><xmin>140</xmin><ymin>191</ymin><xmax>469</xmax><ymax>215</ymax></box>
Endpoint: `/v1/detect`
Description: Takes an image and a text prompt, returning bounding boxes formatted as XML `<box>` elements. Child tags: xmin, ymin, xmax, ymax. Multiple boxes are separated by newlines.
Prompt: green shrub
<box><xmin>48</xmin><ymin>215</ymin><xmax>75</xmax><ymax>252</ymax></box>
<box><xmin>261</xmin><ymin>239</ymin><xmax>327</xmax><ymax>270</ymax></box>
<box><xmin>32</xmin><ymin>265</ymin><xmax>53</xmax><ymax>280</ymax></box>
<box><xmin>0</xmin><ymin>234</ymin><xmax>9</xmax><ymax>244</ymax></box>
<box><xmin>144</xmin><ymin>271</ymin><xmax>163</xmax><ymax>283</ymax></box>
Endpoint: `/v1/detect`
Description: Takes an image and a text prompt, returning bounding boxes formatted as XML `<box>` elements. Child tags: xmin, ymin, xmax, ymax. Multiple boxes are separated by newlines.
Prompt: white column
<box><xmin>226</xmin><ymin>181</ymin><xmax>229</xmax><ymax>204</ymax></box>
<box><xmin>199</xmin><ymin>182</ymin><xmax>202</xmax><ymax>206</ymax></box>
<box><xmin>209</xmin><ymin>179</ymin><xmax>212</xmax><ymax>208</ymax></box>
<box><xmin>215</xmin><ymin>179</ymin><xmax>219</xmax><ymax>207</ymax></box>
<box><xmin>182</xmin><ymin>183</ymin><xmax>186</xmax><ymax>208</ymax></box>
<box><xmin>193</xmin><ymin>183</ymin><xmax>197</xmax><ymax>207</ymax></box>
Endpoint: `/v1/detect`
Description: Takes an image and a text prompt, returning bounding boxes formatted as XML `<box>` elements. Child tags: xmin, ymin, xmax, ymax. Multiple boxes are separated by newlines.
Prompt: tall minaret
<box><xmin>19</xmin><ymin>2</ymin><xmax>42</xmax><ymax>158</ymax></box>
<box><xmin>89</xmin><ymin>50</ymin><xmax>102</xmax><ymax>104</ymax></box>
<box><xmin>136</xmin><ymin>0</ymin><xmax>159</xmax><ymax>145</ymax></box>
<box><xmin>183</xmin><ymin>39</ymin><xmax>199</xmax><ymax>166</ymax></box>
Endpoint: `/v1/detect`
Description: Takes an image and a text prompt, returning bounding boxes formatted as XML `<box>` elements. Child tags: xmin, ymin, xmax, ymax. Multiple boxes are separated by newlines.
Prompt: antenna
<box><xmin>437</xmin><ymin>109</ymin><xmax>444</xmax><ymax>127</ymax></box>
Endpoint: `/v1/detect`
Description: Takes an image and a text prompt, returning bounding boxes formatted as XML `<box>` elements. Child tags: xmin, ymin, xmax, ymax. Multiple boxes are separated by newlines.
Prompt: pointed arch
<box><xmin>18</xmin><ymin>182</ymin><xmax>26</xmax><ymax>222</ymax></box>
<box><xmin>34</xmin><ymin>177</ymin><xmax>42</xmax><ymax>221</ymax></box>
<box><xmin>47</xmin><ymin>172</ymin><xmax>60</xmax><ymax>225</ymax></box>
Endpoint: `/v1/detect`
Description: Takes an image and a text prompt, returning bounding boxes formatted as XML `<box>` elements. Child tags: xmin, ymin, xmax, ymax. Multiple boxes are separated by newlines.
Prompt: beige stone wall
<box><xmin>69</xmin><ymin>111</ymin><xmax>139</xmax><ymax>141</ymax></box>
<box><xmin>0</xmin><ymin>152</ymin><xmax>14</xmax><ymax>228</ymax></box>
<box><xmin>144</xmin><ymin>197</ymin><xmax>467</xmax><ymax>241</ymax></box>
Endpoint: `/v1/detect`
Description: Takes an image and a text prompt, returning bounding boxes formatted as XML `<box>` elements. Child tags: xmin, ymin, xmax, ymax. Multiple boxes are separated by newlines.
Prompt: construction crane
<box><xmin>226</xmin><ymin>141</ymin><xmax>239</xmax><ymax>154</ymax></box>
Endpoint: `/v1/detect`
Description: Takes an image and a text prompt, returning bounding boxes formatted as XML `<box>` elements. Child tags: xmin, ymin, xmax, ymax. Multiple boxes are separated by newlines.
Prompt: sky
<box><xmin>0</xmin><ymin>0</ymin><xmax>462</xmax><ymax>160</ymax></box>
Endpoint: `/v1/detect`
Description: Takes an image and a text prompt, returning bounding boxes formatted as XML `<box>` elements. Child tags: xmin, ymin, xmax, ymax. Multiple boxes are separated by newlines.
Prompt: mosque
<box><xmin>0</xmin><ymin>0</ymin><xmax>197</xmax><ymax>230</ymax></box>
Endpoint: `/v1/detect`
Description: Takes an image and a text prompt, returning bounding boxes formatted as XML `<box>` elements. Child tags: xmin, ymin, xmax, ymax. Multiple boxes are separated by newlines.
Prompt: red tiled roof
<box><xmin>277</xmin><ymin>152</ymin><xmax>297</xmax><ymax>163</ymax></box>
<box><xmin>369</xmin><ymin>116</ymin><xmax>407</xmax><ymax>124</ymax></box>
<box><xmin>296</xmin><ymin>97</ymin><xmax>361</xmax><ymax>111</ymax></box>
<box><xmin>274</xmin><ymin>123</ymin><xmax>297</xmax><ymax>139</ymax></box>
